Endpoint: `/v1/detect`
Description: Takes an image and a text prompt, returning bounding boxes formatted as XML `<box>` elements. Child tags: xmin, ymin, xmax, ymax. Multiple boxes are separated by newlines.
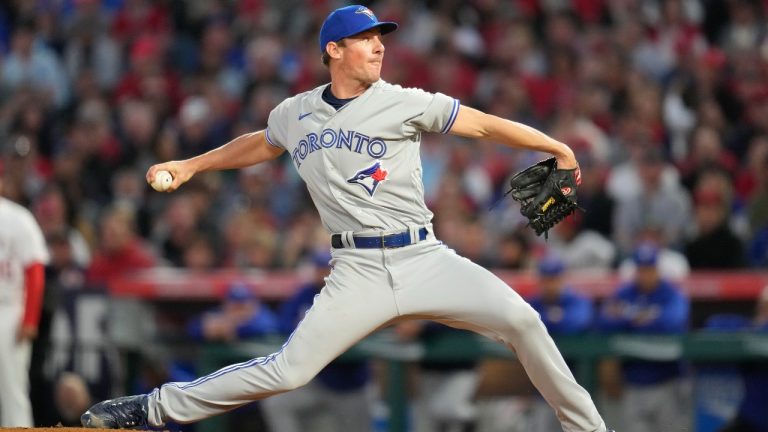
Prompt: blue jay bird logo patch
<box><xmin>347</xmin><ymin>161</ymin><xmax>388</xmax><ymax>197</ymax></box>
<box><xmin>355</xmin><ymin>6</ymin><xmax>375</xmax><ymax>20</ymax></box>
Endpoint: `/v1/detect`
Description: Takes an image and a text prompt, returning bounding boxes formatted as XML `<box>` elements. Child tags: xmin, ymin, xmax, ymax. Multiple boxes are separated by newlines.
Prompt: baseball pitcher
<box><xmin>82</xmin><ymin>5</ymin><xmax>612</xmax><ymax>432</ymax></box>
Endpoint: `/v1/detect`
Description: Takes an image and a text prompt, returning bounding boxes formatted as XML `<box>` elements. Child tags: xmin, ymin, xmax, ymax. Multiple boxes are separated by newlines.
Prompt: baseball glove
<box><xmin>505</xmin><ymin>157</ymin><xmax>581</xmax><ymax>238</ymax></box>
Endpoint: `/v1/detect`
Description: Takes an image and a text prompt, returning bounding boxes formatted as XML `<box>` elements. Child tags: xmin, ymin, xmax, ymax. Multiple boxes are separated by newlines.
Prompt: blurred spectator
<box><xmin>597</xmin><ymin>243</ymin><xmax>691</xmax><ymax>432</ymax></box>
<box><xmin>193</xmin><ymin>17</ymin><xmax>245</xmax><ymax>100</ymax></box>
<box><xmin>530</xmin><ymin>255</ymin><xmax>594</xmax><ymax>335</ymax></box>
<box><xmin>221</xmin><ymin>208</ymin><xmax>277</xmax><ymax>269</ymax></box>
<box><xmin>526</xmin><ymin>255</ymin><xmax>594</xmax><ymax>432</ymax></box>
<box><xmin>735</xmin><ymin>135</ymin><xmax>768</xmax><ymax>204</ymax></box>
<box><xmin>738</xmin><ymin>63</ymin><xmax>768</xmax><ymax>147</ymax></box>
<box><xmin>633</xmin><ymin>0</ymin><xmax>707</xmax><ymax>82</ymax></box>
<box><xmin>86</xmin><ymin>204</ymin><xmax>155</xmax><ymax>286</ymax></box>
<box><xmin>176</xmin><ymin>96</ymin><xmax>226</xmax><ymax>158</ymax></box>
<box><xmin>618</xmin><ymin>223</ymin><xmax>690</xmax><ymax>282</ymax></box>
<box><xmin>575</xmin><ymin>156</ymin><xmax>615</xmax><ymax>239</ymax></box>
<box><xmin>110</xmin><ymin>167</ymin><xmax>152</xmax><ymax>239</ymax></box>
<box><xmin>746</xmin><ymin>151</ymin><xmax>768</xmax><ymax>266</ymax></box>
<box><xmin>549</xmin><ymin>113</ymin><xmax>611</xmax><ymax>167</ymax></box>
<box><xmin>70</xmin><ymin>97</ymin><xmax>124</xmax><ymax>205</ymax></box>
<box><xmin>62</xmin><ymin>1</ymin><xmax>120</xmax><ymax>92</ymax></box>
<box><xmin>612</xmin><ymin>147</ymin><xmax>692</xmax><ymax>256</ymax></box>
<box><xmin>545</xmin><ymin>213</ymin><xmax>616</xmax><ymax>273</ymax></box>
<box><xmin>186</xmin><ymin>282</ymin><xmax>277</xmax><ymax>343</ymax></box>
<box><xmin>263</xmin><ymin>252</ymin><xmax>373</xmax><ymax>432</ymax></box>
<box><xmin>6</xmin><ymin>96</ymin><xmax>57</xmax><ymax>161</ymax></box>
<box><xmin>240</xmin><ymin>229</ymin><xmax>278</xmax><ymax>270</ymax></box>
<box><xmin>154</xmin><ymin>193</ymin><xmax>206</xmax><ymax>267</ymax></box>
<box><xmin>718</xmin><ymin>0</ymin><xmax>765</xmax><ymax>54</ymax></box>
<box><xmin>277</xmin><ymin>214</ymin><xmax>328</xmax><ymax>269</ymax></box>
<box><xmin>677</xmin><ymin>124</ymin><xmax>738</xmax><ymax>192</ymax></box>
<box><xmin>1</xmin><ymin>20</ymin><xmax>69</xmax><ymax>108</ymax></box>
<box><xmin>32</xmin><ymin>185</ymin><xmax>91</xmax><ymax>268</ymax></box>
<box><xmin>181</xmin><ymin>234</ymin><xmax>218</xmax><ymax>272</ymax></box>
<box><xmin>114</xmin><ymin>35</ymin><xmax>182</xmax><ymax>119</ymax></box>
<box><xmin>747</xmin><ymin>227</ymin><xmax>768</xmax><ymax>268</ymax></box>
<box><xmin>53</xmin><ymin>372</ymin><xmax>92</xmax><ymax>427</ymax></box>
<box><xmin>455</xmin><ymin>218</ymin><xmax>493</xmax><ymax>268</ymax></box>
<box><xmin>684</xmin><ymin>171</ymin><xmax>745</xmax><ymax>269</ymax></box>
<box><xmin>493</xmin><ymin>229</ymin><xmax>533</xmax><ymax>270</ymax></box>
<box><xmin>110</xmin><ymin>0</ymin><xmax>170</xmax><ymax>47</ymax></box>
<box><xmin>606</xmin><ymin>146</ymin><xmax>683</xmax><ymax>204</ymax></box>
<box><xmin>115</xmin><ymin>100</ymin><xmax>161</xmax><ymax>172</ymax></box>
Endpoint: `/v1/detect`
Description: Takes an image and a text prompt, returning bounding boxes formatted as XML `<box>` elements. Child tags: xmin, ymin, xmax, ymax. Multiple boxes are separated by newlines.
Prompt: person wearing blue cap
<box><xmin>530</xmin><ymin>255</ymin><xmax>594</xmax><ymax>336</ymax></box>
<box><xmin>318</xmin><ymin>5</ymin><xmax>398</xmax><ymax>65</ymax></box>
<box><xmin>84</xmin><ymin>4</ymin><xmax>611</xmax><ymax>431</ymax></box>
<box><xmin>186</xmin><ymin>282</ymin><xmax>278</xmax><ymax>342</ymax></box>
<box><xmin>597</xmin><ymin>243</ymin><xmax>691</xmax><ymax>432</ymax></box>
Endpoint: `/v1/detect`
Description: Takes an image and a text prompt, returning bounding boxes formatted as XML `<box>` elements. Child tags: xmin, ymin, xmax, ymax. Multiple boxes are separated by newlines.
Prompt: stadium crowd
<box><xmin>1</xmin><ymin>0</ymin><xmax>768</xmax><ymax>430</ymax></box>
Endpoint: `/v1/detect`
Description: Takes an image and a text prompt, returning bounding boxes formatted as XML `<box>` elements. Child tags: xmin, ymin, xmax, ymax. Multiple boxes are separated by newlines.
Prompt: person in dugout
<box><xmin>597</xmin><ymin>243</ymin><xmax>691</xmax><ymax>432</ymax></box>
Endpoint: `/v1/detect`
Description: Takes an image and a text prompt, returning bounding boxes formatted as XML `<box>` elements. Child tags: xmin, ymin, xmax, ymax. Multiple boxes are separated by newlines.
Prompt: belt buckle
<box><xmin>381</xmin><ymin>231</ymin><xmax>391</xmax><ymax>249</ymax></box>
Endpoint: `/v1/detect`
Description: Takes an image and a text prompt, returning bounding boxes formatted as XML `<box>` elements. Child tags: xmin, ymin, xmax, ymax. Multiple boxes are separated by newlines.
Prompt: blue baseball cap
<box><xmin>633</xmin><ymin>243</ymin><xmax>659</xmax><ymax>267</ymax></box>
<box><xmin>319</xmin><ymin>5</ymin><xmax>398</xmax><ymax>53</ymax></box>
<box><xmin>226</xmin><ymin>282</ymin><xmax>255</xmax><ymax>302</ymax></box>
<box><xmin>538</xmin><ymin>255</ymin><xmax>565</xmax><ymax>277</ymax></box>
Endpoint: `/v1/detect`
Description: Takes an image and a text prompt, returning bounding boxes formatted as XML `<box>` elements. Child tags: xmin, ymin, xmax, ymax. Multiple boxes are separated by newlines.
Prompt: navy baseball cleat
<box><xmin>81</xmin><ymin>394</ymin><xmax>149</xmax><ymax>429</ymax></box>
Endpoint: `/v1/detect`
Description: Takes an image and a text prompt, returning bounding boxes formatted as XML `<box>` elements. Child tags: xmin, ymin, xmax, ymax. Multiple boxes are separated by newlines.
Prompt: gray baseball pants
<box><xmin>146</xmin><ymin>238</ymin><xmax>606</xmax><ymax>432</ymax></box>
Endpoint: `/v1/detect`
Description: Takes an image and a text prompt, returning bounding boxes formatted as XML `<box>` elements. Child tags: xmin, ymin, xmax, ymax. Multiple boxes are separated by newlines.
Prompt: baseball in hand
<box><xmin>150</xmin><ymin>170</ymin><xmax>174</xmax><ymax>192</ymax></box>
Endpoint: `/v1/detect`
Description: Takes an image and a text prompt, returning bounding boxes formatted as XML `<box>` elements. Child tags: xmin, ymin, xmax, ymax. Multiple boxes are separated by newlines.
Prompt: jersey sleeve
<box><xmin>401</xmin><ymin>88</ymin><xmax>460</xmax><ymax>135</ymax></box>
<box><xmin>17</xmin><ymin>209</ymin><xmax>50</xmax><ymax>266</ymax></box>
<box><xmin>265</xmin><ymin>99</ymin><xmax>292</xmax><ymax>149</ymax></box>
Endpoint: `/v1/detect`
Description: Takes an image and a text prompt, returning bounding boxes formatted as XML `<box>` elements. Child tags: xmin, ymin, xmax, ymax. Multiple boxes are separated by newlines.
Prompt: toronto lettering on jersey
<box><xmin>291</xmin><ymin>128</ymin><xmax>387</xmax><ymax>168</ymax></box>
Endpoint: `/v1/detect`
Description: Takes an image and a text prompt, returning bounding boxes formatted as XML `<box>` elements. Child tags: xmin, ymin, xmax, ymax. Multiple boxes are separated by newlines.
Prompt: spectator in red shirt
<box><xmin>114</xmin><ymin>36</ymin><xmax>183</xmax><ymax>119</ymax></box>
<box><xmin>87</xmin><ymin>205</ymin><xmax>155</xmax><ymax>287</ymax></box>
<box><xmin>110</xmin><ymin>0</ymin><xmax>170</xmax><ymax>47</ymax></box>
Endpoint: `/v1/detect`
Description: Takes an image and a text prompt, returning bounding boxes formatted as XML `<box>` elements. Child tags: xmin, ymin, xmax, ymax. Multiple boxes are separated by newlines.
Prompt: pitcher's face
<box><xmin>337</xmin><ymin>28</ymin><xmax>386</xmax><ymax>84</ymax></box>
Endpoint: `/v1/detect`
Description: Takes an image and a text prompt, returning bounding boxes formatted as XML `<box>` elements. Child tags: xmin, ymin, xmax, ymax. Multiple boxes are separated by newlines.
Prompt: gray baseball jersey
<box><xmin>265</xmin><ymin>79</ymin><xmax>458</xmax><ymax>234</ymax></box>
<box><xmin>144</xmin><ymin>81</ymin><xmax>607</xmax><ymax>432</ymax></box>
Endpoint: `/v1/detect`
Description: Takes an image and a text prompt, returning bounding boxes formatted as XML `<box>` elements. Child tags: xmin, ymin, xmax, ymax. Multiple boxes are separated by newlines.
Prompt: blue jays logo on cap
<box><xmin>319</xmin><ymin>4</ymin><xmax>398</xmax><ymax>52</ymax></box>
<box><xmin>347</xmin><ymin>161</ymin><xmax>388</xmax><ymax>197</ymax></box>
<box><xmin>355</xmin><ymin>6</ymin><xmax>375</xmax><ymax>20</ymax></box>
